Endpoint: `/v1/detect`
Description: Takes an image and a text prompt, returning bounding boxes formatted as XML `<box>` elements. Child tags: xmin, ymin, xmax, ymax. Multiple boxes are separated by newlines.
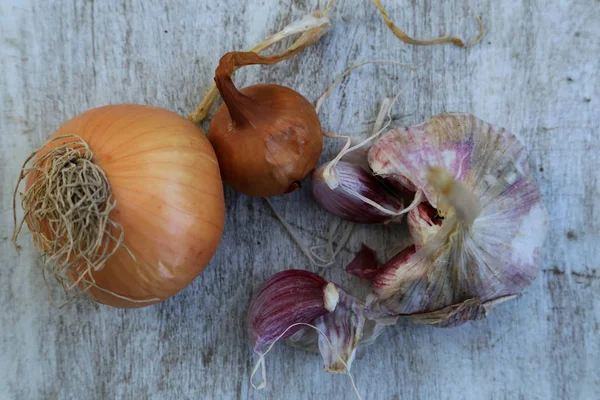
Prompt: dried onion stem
<box><xmin>189</xmin><ymin>0</ymin><xmax>483</xmax><ymax>124</ymax></box>
<box><xmin>370</xmin><ymin>0</ymin><xmax>484</xmax><ymax>47</ymax></box>
<box><xmin>188</xmin><ymin>2</ymin><xmax>333</xmax><ymax>124</ymax></box>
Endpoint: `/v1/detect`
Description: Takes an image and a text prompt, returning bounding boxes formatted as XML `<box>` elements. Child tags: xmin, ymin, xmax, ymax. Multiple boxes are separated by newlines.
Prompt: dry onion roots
<box><xmin>13</xmin><ymin>135</ymin><xmax>131</xmax><ymax>306</ymax></box>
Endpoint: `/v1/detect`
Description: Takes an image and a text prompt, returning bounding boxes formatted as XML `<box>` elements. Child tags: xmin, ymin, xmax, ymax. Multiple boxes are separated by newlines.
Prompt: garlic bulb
<box><xmin>366</xmin><ymin>113</ymin><xmax>548</xmax><ymax>326</ymax></box>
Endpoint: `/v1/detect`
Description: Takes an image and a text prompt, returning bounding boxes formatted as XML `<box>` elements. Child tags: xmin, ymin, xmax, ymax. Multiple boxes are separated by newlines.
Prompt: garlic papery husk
<box><xmin>407</xmin><ymin>203</ymin><xmax>443</xmax><ymax>249</ymax></box>
<box><xmin>315</xmin><ymin>288</ymin><xmax>365</xmax><ymax>372</ymax></box>
<box><xmin>288</xmin><ymin>305</ymin><xmax>392</xmax><ymax>369</ymax></box>
<box><xmin>366</xmin><ymin>113</ymin><xmax>548</xmax><ymax>326</ymax></box>
<box><xmin>248</xmin><ymin>270</ymin><xmax>339</xmax><ymax>355</ymax></box>
<box><xmin>408</xmin><ymin>295</ymin><xmax>517</xmax><ymax>328</ymax></box>
<box><xmin>312</xmin><ymin>161</ymin><xmax>405</xmax><ymax>224</ymax></box>
<box><xmin>287</xmin><ymin>287</ymin><xmax>372</xmax><ymax>372</ymax></box>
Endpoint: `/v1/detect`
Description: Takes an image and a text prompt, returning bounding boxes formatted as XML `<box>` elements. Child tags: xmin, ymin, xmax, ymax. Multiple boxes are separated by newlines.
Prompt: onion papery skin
<box><xmin>26</xmin><ymin>105</ymin><xmax>225</xmax><ymax>308</ymax></box>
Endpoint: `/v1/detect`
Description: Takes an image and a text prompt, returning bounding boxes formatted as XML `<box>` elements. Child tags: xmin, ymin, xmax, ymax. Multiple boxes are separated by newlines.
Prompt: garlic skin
<box><xmin>312</xmin><ymin>161</ymin><xmax>404</xmax><ymax>224</ymax></box>
<box><xmin>248</xmin><ymin>270</ymin><xmax>338</xmax><ymax>354</ymax></box>
<box><xmin>409</xmin><ymin>295</ymin><xmax>517</xmax><ymax>328</ymax></box>
<box><xmin>287</xmin><ymin>287</ymin><xmax>367</xmax><ymax>372</ymax></box>
<box><xmin>366</xmin><ymin>113</ymin><xmax>548</xmax><ymax>326</ymax></box>
<box><xmin>315</xmin><ymin>288</ymin><xmax>364</xmax><ymax>372</ymax></box>
<box><xmin>407</xmin><ymin>203</ymin><xmax>442</xmax><ymax>249</ymax></box>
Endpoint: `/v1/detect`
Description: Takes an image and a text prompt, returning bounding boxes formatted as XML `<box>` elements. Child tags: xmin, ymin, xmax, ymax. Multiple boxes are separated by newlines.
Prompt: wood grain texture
<box><xmin>1</xmin><ymin>0</ymin><xmax>598</xmax><ymax>399</ymax></box>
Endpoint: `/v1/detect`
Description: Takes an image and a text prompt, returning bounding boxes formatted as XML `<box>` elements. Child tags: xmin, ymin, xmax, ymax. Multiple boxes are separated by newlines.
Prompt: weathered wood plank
<box><xmin>1</xmin><ymin>0</ymin><xmax>598</xmax><ymax>399</ymax></box>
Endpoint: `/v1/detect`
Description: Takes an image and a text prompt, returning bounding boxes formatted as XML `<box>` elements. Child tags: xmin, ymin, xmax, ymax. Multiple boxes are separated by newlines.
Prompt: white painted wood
<box><xmin>1</xmin><ymin>0</ymin><xmax>598</xmax><ymax>399</ymax></box>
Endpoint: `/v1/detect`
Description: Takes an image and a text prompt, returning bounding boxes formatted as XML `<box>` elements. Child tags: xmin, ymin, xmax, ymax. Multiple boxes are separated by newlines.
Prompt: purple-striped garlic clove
<box><xmin>366</xmin><ymin>245</ymin><xmax>417</xmax><ymax>320</ymax></box>
<box><xmin>248</xmin><ymin>269</ymin><xmax>339</xmax><ymax>355</ymax></box>
<box><xmin>311</xmin><ymin>161</ymin><xmax>404</xmax><ymax>224</ymax></box>
<box><xmin>366</xmin><ymin>113</ymin><xmax>548</xmax><ymax>326</ymax></box>
<box><xmin>345</xmin><ymin>244</ymin><xmax>380</xmax><ymax>280</ymax></box>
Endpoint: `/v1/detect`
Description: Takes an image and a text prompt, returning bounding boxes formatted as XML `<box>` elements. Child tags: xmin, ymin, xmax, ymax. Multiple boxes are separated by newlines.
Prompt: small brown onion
<box><xmin>208</xmin><ymin>52</ymin><xmax>323</xmax><ymax>197</ymax></box>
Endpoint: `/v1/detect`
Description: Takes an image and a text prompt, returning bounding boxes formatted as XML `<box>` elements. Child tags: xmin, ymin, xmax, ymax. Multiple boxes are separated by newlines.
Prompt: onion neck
<box><xmin>214</xmin><ymin>51</ymin><xmax>308</xmax><ymax>127</ymax></box>
<box><xmin>214</xmin><ymin>74</ymin><xmax>256</xmax><ymax>127</ymax></box>
<box><xmin>213</xmin><ymin>51</ymin><xmax>282</xmax><ymax>127</ymax></box>
<box><xmin>427</xmin><ymin>166</ymin><xmax>481</xmax><ymax>226</ymax></box>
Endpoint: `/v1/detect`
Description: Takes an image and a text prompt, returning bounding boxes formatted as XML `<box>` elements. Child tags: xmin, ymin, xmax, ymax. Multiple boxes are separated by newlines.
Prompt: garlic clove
<box><xmin>367</xmin><ymin>113</ymin><xmax>548</xmax><ymax>325</ymax></box>
<box><xmin>365</xmin><ymin>245</ymin><xmax>418</xmax><ymax>320</ymax></box>
<box><xmin>345</xmin><ymin>244</ymin><xmax>380</xmax><ymax>279</ymax></box>
<box><xmin>312</xmin><ymin>161</ymin><xmax>404</xmax><ymax>224</ymax></box>
<box><xmin>248</xmin><ymin>269</ymin><xmax>339</xmax><ymax>354</ymax></box>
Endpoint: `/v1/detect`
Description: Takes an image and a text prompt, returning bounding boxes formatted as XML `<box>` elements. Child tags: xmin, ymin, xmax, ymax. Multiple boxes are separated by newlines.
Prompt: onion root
<box><xmin>12</xmin><ymin>135</ymin><xmax>155</xmax><ymax>306</ymax></box>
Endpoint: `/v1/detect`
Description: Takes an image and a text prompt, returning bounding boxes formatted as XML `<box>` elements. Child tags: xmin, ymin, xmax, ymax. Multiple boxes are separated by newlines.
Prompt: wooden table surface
<box><xmin>1</xmin><ymin>1</ymin><xmax>598</xmax><ymax>399</ymax></box>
